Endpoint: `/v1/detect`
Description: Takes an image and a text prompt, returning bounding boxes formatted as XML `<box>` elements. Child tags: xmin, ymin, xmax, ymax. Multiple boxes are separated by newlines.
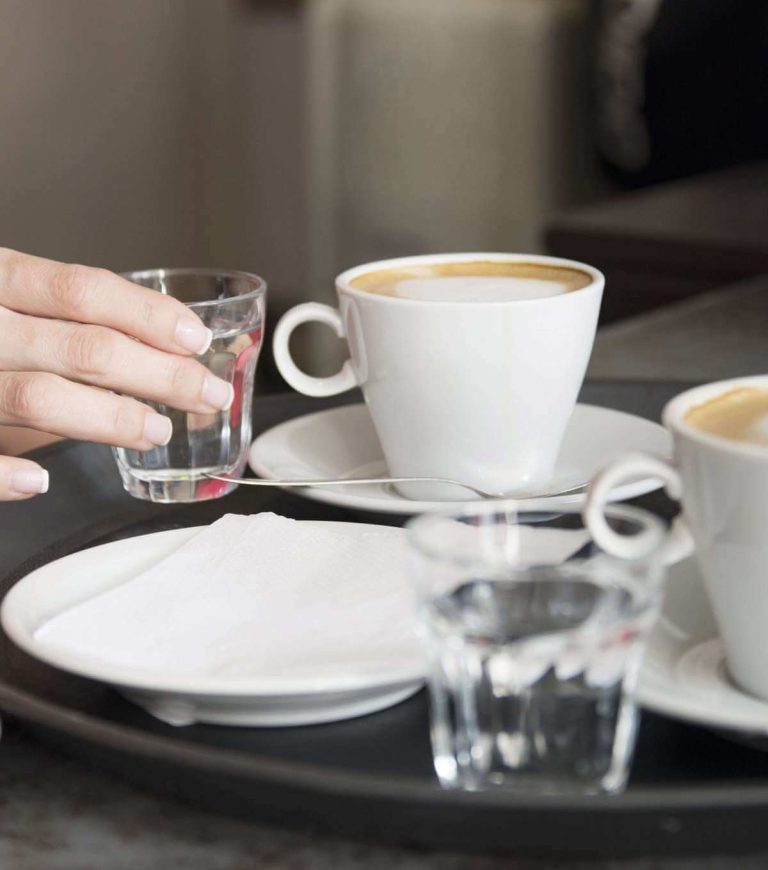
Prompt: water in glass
<box><xmin>422</xmin><ymin>570</ymin><xmax>655</xmax><ymax>793</ymax></box>
<box><xmin>114</xmin><ymin>324</ymin><xmax>263</xmax><ymax>502</ymax></box>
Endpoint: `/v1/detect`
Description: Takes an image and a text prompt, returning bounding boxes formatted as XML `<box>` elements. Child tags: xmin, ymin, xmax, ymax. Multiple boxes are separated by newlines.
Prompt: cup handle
<box><xmin>583</xmin><ymin>452</ymin><xmax>694</xmax><ymax>566</ymax></box>
<box><xmin>272</xmin><ymin>303</ymin><xmax>358</xmax><ymax>397</ymax></box>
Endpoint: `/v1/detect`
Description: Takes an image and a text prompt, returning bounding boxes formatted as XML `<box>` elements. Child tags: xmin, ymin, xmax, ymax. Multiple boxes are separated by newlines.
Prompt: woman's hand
<box><xmin>0</xmin><ymin>248</ymin><xmax>234</xmax><ymax>500</ymax></box>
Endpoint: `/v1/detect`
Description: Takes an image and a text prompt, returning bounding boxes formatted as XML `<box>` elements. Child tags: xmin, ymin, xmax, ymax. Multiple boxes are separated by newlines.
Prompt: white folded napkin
<box><xmin>34</xmin><ymin>513</ymin><xmax>423</xmax><ymax>682</ymax></box>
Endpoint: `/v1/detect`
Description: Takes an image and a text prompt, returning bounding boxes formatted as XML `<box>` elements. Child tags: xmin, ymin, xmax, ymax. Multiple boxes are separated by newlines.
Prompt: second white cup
<box><xmin>585</xmin><ymin>375</ymin><xmax>768</xmax><ymax>701</ymax></box>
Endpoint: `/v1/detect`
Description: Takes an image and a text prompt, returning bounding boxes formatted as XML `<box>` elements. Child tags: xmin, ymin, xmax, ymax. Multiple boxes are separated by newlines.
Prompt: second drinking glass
<box><xmin>407</xmin><ymin>501</ymin><xmax>666</xmax><ymax>795</ymax></box>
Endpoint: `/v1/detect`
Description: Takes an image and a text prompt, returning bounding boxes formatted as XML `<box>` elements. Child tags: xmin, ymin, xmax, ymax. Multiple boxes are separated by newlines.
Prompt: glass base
<box><xmin>434</xmin><ymin>764</ymin><xmax>628</xmax><ymax>796</ymax></box>
<box><xmin>119</xmin><ymin>469</ymin><xmax>239</xmax><ymax>504</ymax></box>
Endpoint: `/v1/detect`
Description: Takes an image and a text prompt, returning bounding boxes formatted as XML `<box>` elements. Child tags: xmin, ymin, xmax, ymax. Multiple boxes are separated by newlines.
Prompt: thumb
<box><xmin>0</xmin><ymin>456</ymin><xmax>49</xmax><ymax>501</ymax></box>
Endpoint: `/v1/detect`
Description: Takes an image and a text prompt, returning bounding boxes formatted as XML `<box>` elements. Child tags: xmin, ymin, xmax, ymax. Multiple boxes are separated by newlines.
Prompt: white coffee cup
<box><xmin>273</xmin><ymin>253</ymin><xmax>603</xmax><ymax>500</ymax></box>
<box><xmin>584</xmin><ymin>375</ymin><xmax>768</xmax><ymax>700</ymax></box>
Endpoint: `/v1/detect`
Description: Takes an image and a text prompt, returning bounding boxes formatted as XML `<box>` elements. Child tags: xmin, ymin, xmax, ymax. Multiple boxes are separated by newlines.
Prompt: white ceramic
<box><xmin>1</xmin><ymin>524</ymin><xmax>425</xmax><ymax>727</ymax></box>
<box><xmin>248</xmin><ymin>402</ymin><xmax>671</xmax><ymax>514</ymax></box>
<box><xmin>273</xmin><ymin>253</ymin><xmax>603</xmax><ymax>500</ymax></box>
<box><xmin>638</xmin><ymin>554</ymin><xmax>768</xmax><ymax>735</ymax></box>
<box><xmin>586</xmin><ymin>375</ymin><xmax>768</xmax><ymax>702</ymax></box>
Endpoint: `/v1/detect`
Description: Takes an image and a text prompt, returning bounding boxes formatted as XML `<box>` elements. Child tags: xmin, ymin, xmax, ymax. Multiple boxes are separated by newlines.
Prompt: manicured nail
<box><xmin>202</xmin><ymin>373</ymin><xmax>234</xmax><ymax>411</ymax></box>
<box><xmin>175</xmin><ymin>316</ymin><xmax>213</xmax><ymax>355</ymax></box>
<box><xmin>144</xmin><ymin>413</ymin><xmax>173</xmax><ymax>446</ymax></box>
<box><xmin>11</xmin><ymin>468</ymin><xmax>49</xmax><ymax>495</ymax></box>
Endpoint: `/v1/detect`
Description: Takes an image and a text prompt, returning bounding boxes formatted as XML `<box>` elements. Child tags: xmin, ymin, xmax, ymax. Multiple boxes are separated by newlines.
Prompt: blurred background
<box><xmin>1</xmin><ymin>0</ymin><xmax>767</xmax><ymax>387</ymax></box>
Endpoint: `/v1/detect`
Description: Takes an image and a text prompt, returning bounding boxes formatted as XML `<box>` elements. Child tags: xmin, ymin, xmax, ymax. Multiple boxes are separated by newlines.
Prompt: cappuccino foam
<box><xmin>349</xmin><ymin>261</ymin><xmax>592</xmax><ymax>302</ymax></box>
<box><xmin>685</xmin><ymin>387</ymin><xmax>768</xmax><ymax>446</ymax></box>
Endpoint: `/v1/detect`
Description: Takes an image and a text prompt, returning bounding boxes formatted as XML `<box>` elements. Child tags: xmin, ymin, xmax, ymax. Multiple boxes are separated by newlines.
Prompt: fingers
<box><xmin>0</xmin><ymin>372</ymin><xmax>174</xmax><ymax>450</ymax></box>
<box><xmin>0</xmin><ymin>455</ymin><xmax>49</xmax><ymax>501</ymax></box>
<box><xmin>0</xmin><ymin>309</ymin><xmax>233</xmax><ymax>414</ymax></box>
<box><xmin>0</xmin><ymin>248</ymin><xmax>212</xmax><ymax>356</ymax></box>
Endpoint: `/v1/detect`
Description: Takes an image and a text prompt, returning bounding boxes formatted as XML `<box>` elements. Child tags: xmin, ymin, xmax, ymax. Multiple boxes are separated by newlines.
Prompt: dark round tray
<box><xmin>3</xmin><ymin>389</ymin><xmax>768</xmax><ymax>860</ymax></box>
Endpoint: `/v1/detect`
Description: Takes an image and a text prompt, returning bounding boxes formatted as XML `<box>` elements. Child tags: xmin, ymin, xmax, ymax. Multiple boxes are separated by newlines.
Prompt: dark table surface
<box><xmin>588</xmin><ymin>274</ymin><xmax>768</xmax><ymax>383</ymax></box>
<box><xmin>546</xmin><ymin>161</ymin><xmax>768</xmax><ymax>323</ymax></box>
<box><xmin>3</xmin><ymin>381</ymin><xmax>768</xmax><ymax>869</ymax></box>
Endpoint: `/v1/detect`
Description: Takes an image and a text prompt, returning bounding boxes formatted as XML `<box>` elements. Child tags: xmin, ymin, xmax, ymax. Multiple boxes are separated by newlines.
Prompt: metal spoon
<box><xmin>203</xmin><ymin>472</ymin><xmax>586</xmax><ymax>500</ymax></box>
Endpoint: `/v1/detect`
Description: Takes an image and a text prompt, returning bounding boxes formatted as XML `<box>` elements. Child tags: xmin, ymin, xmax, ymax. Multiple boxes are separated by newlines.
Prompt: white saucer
<box><xmin>1</xmin><ymin>524</ymin><xmax>425</xmax><ymax>728</ymax></box>
<box><xmin>248</xmin><ymin>403</ymin><xmax>671</xmax><ymax>514</ymax></box>
<box><xmin>638</xmin><ymin>557</ymin><xmax>768</xmax><ymax>735</ymax></box>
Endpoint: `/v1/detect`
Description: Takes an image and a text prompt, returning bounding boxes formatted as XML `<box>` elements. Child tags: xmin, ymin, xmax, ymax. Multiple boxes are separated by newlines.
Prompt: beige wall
<box><xmin>0</xmin><ymin>0</ymin><xmax>199</xmax><ymax>269</ymax></box>
<box><xmin>187</xmin><ymin>0</ymin><xmax>308</xmax><ymax>310</ymax></box>
<box><xmin>0</xmin><ymin>0</ymin><xmax>603</xmax><ymax>379</ymax></box>
<box><xmin>0</xmin><ymin>0</ymin><xmax>307</xmax><ymax>315</ymax></box>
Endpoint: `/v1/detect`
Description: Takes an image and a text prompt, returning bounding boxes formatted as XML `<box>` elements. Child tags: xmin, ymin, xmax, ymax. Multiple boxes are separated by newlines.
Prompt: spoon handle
<box><xmin>203</xmin><ymin>472</ymin><xmax>489</xmax><ymax>497</ymax></box>
<box><xmin>204</xmin><ymin>472</ymin><xmax>586</xmax><ymax>500</ymax></box>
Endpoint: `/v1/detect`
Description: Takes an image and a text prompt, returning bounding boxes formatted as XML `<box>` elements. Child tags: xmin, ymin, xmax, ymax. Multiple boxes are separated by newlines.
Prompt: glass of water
<box><xmin>407</xmin><ymin>501</ymin><xmax>666</xmax><ymax>795</ymax></box>
<box><xmin>113</xmin><ymin>268</ymin><xmax>266</xmax><ymax>503</ymax></box>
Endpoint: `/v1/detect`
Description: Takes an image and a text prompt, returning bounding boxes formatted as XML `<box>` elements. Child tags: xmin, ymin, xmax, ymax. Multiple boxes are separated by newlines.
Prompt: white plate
<box><xmin>639</xmin><ymin>557</ymin><xmax>768</xmax><ymax>735</ymax></box>
<box><xmin>248</xmin><ymin>403</ymin><xmax>671</xmax><ymax>513</ymax></box>
<box><xmin>1</xmin><ymin>523</ymin><xmax>425</xmax><ymax>728</ymax></box>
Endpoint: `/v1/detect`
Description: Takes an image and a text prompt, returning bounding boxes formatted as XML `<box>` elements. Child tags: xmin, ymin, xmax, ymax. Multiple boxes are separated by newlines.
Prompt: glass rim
<box><xmin>406</xmin><ymin>499</ymin><xmax>666</xmax><ymax>567</ymax></box>
<box><xmin>121</xmin><ymin>267</ymin><xmax>267</xmax><ymax>310</ymax></box>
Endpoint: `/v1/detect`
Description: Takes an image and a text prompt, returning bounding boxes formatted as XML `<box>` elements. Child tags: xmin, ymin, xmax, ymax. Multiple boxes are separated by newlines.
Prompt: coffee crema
<box><xmin>685</xmin><ymin>387</ymin><xmax>768</xmax><ymax>446</ymax></box>
<box><xmin>349</xmin><ymin>261</ymin><xmax>592</xmax><ymax>303</ymax></box>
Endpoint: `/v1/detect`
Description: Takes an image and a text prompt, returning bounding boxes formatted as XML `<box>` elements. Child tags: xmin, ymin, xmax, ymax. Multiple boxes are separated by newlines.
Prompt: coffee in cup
<box><xmin>585</xmin><ymin>375</ymin><xmax>768</xmax><ymax>701</ymax></box>
<box><xmin>273</xmin><ymin>253</ymin><xmax>603</xmax><ymax>500</ymax></box>
<box><xmin>349</xmin><ymin>260</ymin><xmax>593</xmax><ymax>301</ymax></box>
<box><xmin>684</xmin><ymin>387</ymin><xmax>768</xmax><ymax>445</ymax></box>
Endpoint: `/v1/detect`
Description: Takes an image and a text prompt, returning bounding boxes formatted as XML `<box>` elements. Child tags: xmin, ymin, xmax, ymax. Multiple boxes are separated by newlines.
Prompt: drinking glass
<box><xmin>113</xmin><ymin>268</ymin><xmax>266</xmax><ymax>503</ymax></box>
<box><xmin>407</xmin><ymin>502</ymin><xmax>666</xmax><ymax>795</ymax></box>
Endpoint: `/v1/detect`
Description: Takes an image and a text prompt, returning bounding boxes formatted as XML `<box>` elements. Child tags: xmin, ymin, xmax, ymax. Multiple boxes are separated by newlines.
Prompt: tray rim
<box><xmin>2</xmin><ymin>449</ymin><xmax>768</xmax><ymax>815</ymax></box>
<box><xmin>6</xmin><ymin>402</ymin><xmax>768</xmax><ymax>860</ymax></box>
<box><xmin>4</xmin><ymin>677</ymin><xmax>768</xmax><ymax>812</ymax></box>
<box><xmin>2</xmin><ymin>521</ymin><xmax>768</xmax><ymax>815</ymax></box>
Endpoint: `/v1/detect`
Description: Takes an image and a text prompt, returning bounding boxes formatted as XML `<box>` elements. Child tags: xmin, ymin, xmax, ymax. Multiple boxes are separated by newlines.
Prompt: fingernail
<box><xmin>144</xmin><ymin>413</ymin><xmax>173</xmax><ymax>446</ymax></box>
<box><xmin>202</xmin><ymin>373</ymin><xmax>234</xmax><ymax>411</ymax></box>
<box><xmin>11</xmin><ymin>468</ymin><xmax>49</xmax><ymax>495</ymax></box>
<box><xmin>175</xmin><ymin>316</ymin><xmax>213</xmax><ymax>355</ymax></box>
